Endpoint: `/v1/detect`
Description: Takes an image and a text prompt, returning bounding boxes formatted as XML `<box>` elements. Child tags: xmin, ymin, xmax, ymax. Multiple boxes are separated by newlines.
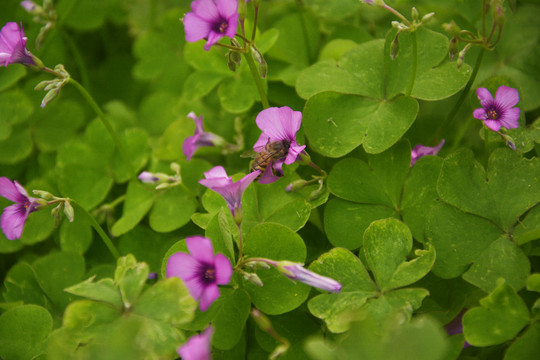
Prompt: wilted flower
<box><xmin>410</xmin><ymin>139</ymin><xmax>445</xmax><ymax>166</ymax></box>
<box><xmin>138</xmin><ymin>171</ymin><xmax>159</xmax><ymax>184</ymax></box>
<box><xmin>0</xmin><ymin>22</ymin><xmax>40</xmax><ymax>68</ymax></box>
<box><xmin>167</xmin><ymin>236</ymin><xmax>233</xmax><ymax>311</ymax></box>
<box><xmin>278</xmin><ymin>261</ymin><xmax>342</xmax><ymax>293</ymax></box>
<box><xmin>199</xmin><ymin>166</ymin><xmax>259</xmax><ymax>220</ymax></box>
<box><xmin>183</xmin><ymin>112</ymin><xmax>218</xmax><ymax>161</ymax></box>
<box><xmin>473</xmin><ymin>86</ymin><xmax>520</xmax><ymax>132</ymax></box>
<box><xmin>20</xmin><ymin>1</ymin><xmax>37</xmax><ymax>12</ymax></box>
<box><xmin>178</xmin><ymin>326</ymin><xmax>214</xmax><ymax>360</ymax></box>
<box><xmin>183</xmin><ymin>0</ymin><xmax>239</xmax><ymax>51</ymax></box>
<box><xmin>253</xmin><ymin>106</ymin><xmax>306</xmax><ymax>184</ymax></box>
<box><xmin>0</xmin><ymin>177</ymin><xmax>42</xmax><ymax>240</ymax></box>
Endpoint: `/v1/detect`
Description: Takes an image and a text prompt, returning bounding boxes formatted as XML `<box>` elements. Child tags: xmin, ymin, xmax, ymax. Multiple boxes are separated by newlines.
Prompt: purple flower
<box><xmin>0</xmin><ymin>22</ymin><xmax>36</xmax><ymax>67</ymax></box>
<box><xmin>183</xmin><ymin>0</ymin><xmax>239</xmax><ymax>51</ymax></box>
<box><xmin>410</xmin><ymin>139</ymin><xmax>445</xmax><ymax>166</ymax></box>
<box><xmin>0</xmin><ymin>177</ymin><xmax>41</xmax><ymax>240</ymax></box>
<box><xmin>167</xmin><ymin>236</ymin><xmax>233</xmax><ymax>311</ymax></box>
<box><xmin>20</xmin><ymin>1</ymin><xmax>37</xmax><ymax>12</ymax></box>
<box><xmin>473</xmin><ymin>86</ymin><xmax>520</xmax><ymax>132</ymax></box>
<box><xmin>445</xmin><ymin>310</ymin><xmax>470</xmax><ymax>348</ymax></box>
<box><xmin>252</xmin><ymin>107</ymin><xmax>306</xmax><ymax>184</ymax></box>
<box><xmin>199</xmin><ymin>166</ymin><xmax>259</xmax><ymax>219</ymax></box>
<box><xmin>183</xmin><ymin>112</ymin><xmax>217</xmax><ymax>161</ymax></box>
<box><xmin>138</xmin><ymin>171</ymin><xmax>159</xmax><ymax>184</ymax></box>
<box><xmin>280</xmin><ymin>262</ymin><xmax>342</xmax><ymax>293</ymax></box>
<box><xmin>178</xmin><ymin>326</ymin><xmax>214</xmax><ymax>360</ymax></box>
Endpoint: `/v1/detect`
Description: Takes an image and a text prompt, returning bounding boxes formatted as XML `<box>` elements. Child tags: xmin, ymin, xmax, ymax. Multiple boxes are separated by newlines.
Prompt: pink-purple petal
<box><xmin>199</xmin><ymin>283</ymin><xmax>220</xmax><ymax>311</ymax></box>
<box><xmin>483</xmin><ymin>119</ymin><xmax>501</xmax><ymax>132</ymax></box>
<box><xmin>186</xmin><ymin>236</ymin><xmax>216</xmax><ymax>264</ymax></box>
<box><xmin>214</xmin><ymin>253</ymin><xmax>233</xmax><ymax>285</ymax></box>
<box><xmin>1</xmin><ymin>203</ymin><xmax>27</xmax><ymax>240</ymax></box>
<box><xmin>216</xmin><ymin>0</ymin><xmax>238</xmax><ymax>18</ymax></box>
<box><xmin>476</xmin><ymin>87</ymin><xmax>493</xmax><ymax>108</ymax></box>
<box><xmin>166</xmin><ymin>252</ymin><xmax>200</xmax><ymax>279</ymax></box>
<box><xmin>472</xmin><ymin>108</ymin><xmax>487</xmax><ymax>120</ymax></box>
<box><xmin>0</xmin><ymin>177</ymin><xmax>27</xmax><ymax>203</ymax></box>
<box><xmin>237</xmin><ymin>171</ymin><xmax>260</xmax><ymax>194</ymax></box>
<box><xmin>191</xmin><ymin>0</ymin><xmax>220</xmax><ymax>21</ymax></box>
<box><xmin>257</xmin><ymin>165</ymin><xmax>280</xmax><ymax>184</ymax></box>
<box><xmin>499</xmin><ymin>107</ymin><xmax>520</xmax><ymax>129</ymax></box>
<box><xmin>204</xmin><ymin>31</ymin><xmax>223</xmax><ymax>51</ymax></box>
<box><xmin>204</xmin><ymin>166</ymin><xmax>229</xmax><ymax>180</ymax></box>
<box><xmin>183</xmin><ymin>135</ymin><xmax>198</xmax><ymax>161</ymax></box>
<box><xmin>184</xmin><ymin>13</ymin><xmax>212</xmax><ymax>42</ymax></box>
<box><xmin>224</xmin><ymin>13</ymin><xmax>239</xmax><ymax>38</ymax></box>
<box><xmin>178</xmin><ymin>327</ymin><xmax>213</xmax><ymax>360</ymax></box>
<box><xmin>495</xmin><ymin>85</ymin><xmax>519</xmax><ymax>109</ymax></box>
<box><xmin>284</xmin><ymin>143</ymin><xmax>305</xmax><ymax>165</ymax></box>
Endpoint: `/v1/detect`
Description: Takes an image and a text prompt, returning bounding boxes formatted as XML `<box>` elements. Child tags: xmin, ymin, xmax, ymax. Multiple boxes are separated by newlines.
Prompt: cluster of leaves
<box><xmin>1</xmin><ymin>0</ymin><xmax>540</xmax><ymax>359</ymax></box>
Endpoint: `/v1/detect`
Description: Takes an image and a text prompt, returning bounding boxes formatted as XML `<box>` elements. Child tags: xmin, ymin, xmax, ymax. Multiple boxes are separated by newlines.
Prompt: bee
<box><xmin>244</xmin><ymin>139</ymin><xmax>291</xmax><ymax>180</ymax></box>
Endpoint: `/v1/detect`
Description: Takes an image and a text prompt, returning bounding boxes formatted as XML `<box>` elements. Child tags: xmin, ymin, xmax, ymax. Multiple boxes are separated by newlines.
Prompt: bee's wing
<box><xmin>240</xmin><ymin>150</ymin><xmax>258</xmax><ymax>158</ymax></box>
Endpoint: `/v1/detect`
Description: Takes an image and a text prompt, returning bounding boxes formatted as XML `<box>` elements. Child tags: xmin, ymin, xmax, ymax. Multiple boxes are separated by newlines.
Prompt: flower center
<box><xmin>486</xmin><ymin>107</ymin><xmax>499</xmax><ymax>120</ymax></box>
<box><xmin>213</xmin><ymin>19</ymin><xmax>228</xmax><ymax>34</ymax></box>
<box><xmin>201</xmin><ymin>266</ymin><xmax>216</xmax><ymax>284</ymax></box>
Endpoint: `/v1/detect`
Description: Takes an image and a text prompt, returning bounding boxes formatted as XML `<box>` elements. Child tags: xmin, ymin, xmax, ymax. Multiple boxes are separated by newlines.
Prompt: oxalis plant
<box><xmin>0</xmin><ymin>0</ymin><xmax>539</xmax><ymax>359</ymax></box>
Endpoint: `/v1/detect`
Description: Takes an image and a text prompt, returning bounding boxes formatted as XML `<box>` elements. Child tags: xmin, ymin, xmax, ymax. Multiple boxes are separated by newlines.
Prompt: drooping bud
<box><xmin>390</xmin><ymin>32</ymin><xmax>401</xmax><ymax>60</ymax></box>
<box><xmin>243</xmin><ymin>272</ymin><xmax>264</xmax><ymax>287</ymax></box>
<box><xmin>63</xmin><ymin>200</ymin><xmax>74</xmax><ymax>222</ymax></box>
<box><xmin>449</xmin><ymin>37</ymin><xmax>459</xmax><ymax>61</ymax></box>
<box><xmin>40</xmin><ymin>89</ymin><xmax>59</xmax><ymax>108</ymax></box>
<box><xmin>286</xmin><ymin>179</ymin><xmax>308</xmax><ymax>192</ymax></box>
<box><xmin>456</xmin><ymin>44</ymin><xmax>471</xmax><ymax>69</ymax></box>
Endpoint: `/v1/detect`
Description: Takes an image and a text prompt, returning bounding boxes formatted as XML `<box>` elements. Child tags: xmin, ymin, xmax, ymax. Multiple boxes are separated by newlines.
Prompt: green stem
<box><xmin>71</xmin><ymin>200</ymin><xmax>120</xmax><ymax>260</ymax></box>
<box><xmin>237</xmin><ymin>223</ymin><xmax>244</xmax><ymax>261</ymax></box>
<box><xmin>251</xmin><ymin>6</ymin><xmax>259</xmax><ymax>42</ymax></box>
<box><xmin>243</xmin><ymin>52</ymin><xmax>270</xmax><ymax>109</ymax></box>
<box><xmin>406</xmin><ymin>31</ymin><xmax>417</xmax><ymax>97</ymax></box>
<box><xmin>68</xmin><ymin>78</ymin><xmax>135</xmax><ymax>178</ymax></box>
<box><xmin>383</xmin><ymin>4</ymin><xmax>411</xmax><ymax>26</ymax></box>
<box><xmin>430</xmin><ymin>47</ymin><xmax>486</xmax><ymax>145</ymax></box>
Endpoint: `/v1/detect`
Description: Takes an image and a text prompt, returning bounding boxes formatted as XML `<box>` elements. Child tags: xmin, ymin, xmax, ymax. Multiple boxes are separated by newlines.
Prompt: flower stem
<box><xmin>430</xmin><ymin>47</ymin><xmax>485</xmax><ymax>145</ymax></box>
<box><xmin>383</xmin><ymin>4</ymin><xmax>411</xmax><ymax>26</ymax></box>
<box><xmin>237</xmin><ymin>223</ymin><xmax>244</xmax><ymax>261</ymax></box>
<box><xmin>68</xmin><ymin>78</ymin><xmax>135</xmax><ymax>178</ymax></box>
<box><xmin>71</xmin><ymin>200</ymin><xmax>120</xmax><ymax>260</ymax></box>
<box><xmin>405</xmin><ymin>31</ymin><xmax>418</xmax><ymax>97</ymax></box>
<box><xmin>243</xmin><ymin>52</ymin><xmax>269</xmax><ymax>109</ymax></box>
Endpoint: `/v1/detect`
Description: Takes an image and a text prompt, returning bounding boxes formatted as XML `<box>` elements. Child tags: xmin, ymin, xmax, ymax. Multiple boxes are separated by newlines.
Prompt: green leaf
<box><xmin>60</xmin><ymin>205</ymin><xmax>92</xmax><ymax>254</ymax></box>
<box><xmin>2</xmin><ymin>263</ymin><xmax>47</xmax><ymax>307</ymax></box>
<box><xmin>426</xmin><ymin>203</ymin><xmax>504</xmax><ymax>278</ymax></box>
<box><xmin>183</xmin><ymin>71</ymin><xmax>228</xmax><ymax>101</ymax></box>
<box><xmin>303</xmin><ymin>92</ymin><xmax>418</xmax><ymax>156</ymax></box>
<box><xmin>241</xmin><ymin>223</ymin><xmax>310</xmax><ymax>315</ymax></box>
<box><xmin>65</xmin><ymin>278</ymin><xmax>123</xmax><ymax>310</ymax></box>
<box><xmin>111</xmin><ymin>128</ymin><xmax>150</xmax><ymax>183</ymax></box>
<box><xmin>526</xmin><ymin>273</ymin><xmax>540</xmax><ymax>293</ymax></box>
<box><xmin>324</xmin><ymin>199</ymin><xmax>398</xmax><ymax>250</ymax></box>
<box><xmin>0</xmin><ymin>65</ymin><xmax>26</xmax><ymax>91</ymax></box>
<box><xmin>308</xmin><ymin>248</ymin><xmax>377</xmax><ymax>333</ymax></box>
<box><xmin>184</xmin><ymin>42</ymin><xmax>231</xmax><ymax>75</ymax></box>
<box><xmin>114</xmin><ymin>254</ymin><xmax>150</xmax><ymax>309</ymax></box>
<box><xmin>462</xmin><ymin>236</ymin><xmax>530</xmax><ymax>293</ymax></box>
<box><xmin>437</xmin><ymin>149</ymin><xmax>540</xmax><ymax>231</ymax></box>
<box><xmin>133</xmin><ymin>277</ymin><xmax>196</xmax><ymax>327</ymax></box>
<box><xmin>0</xmin><ymin>126</ymin><xmax>33</xmax><ymax>164</ymax></box>
<box><xmin>149</xmin><ymin>186</ymin><xmax>197</xmax><ymax>232</ymax></box>
<box><xmin>218</xmin><ymin>70</ymin><xmax>258</xmax><ymax>114</ymax></box>
<box><xmin>205</xmin><ymin>209</ymin><xmax>236</xmax><ymax>262</ymax></box>
<box><xmin>504</xmin><ymin>322</ymin><xmax>540</xmax><ymax>360</ymax></box>
<box><xmin>401</xmin><ymin>156</ymin><xmax>444</xmax><ymax>243</ymax></box>
<box><xmin>32</xmin><ymin>252</ymin><xmax>86</xmax><ymax>310</ymax></box>
<box><xmin>302</xmin><ymin>0</ymin><xmax>361</xmax><ymax>19</ymax></box>
<box><xmin>513</xmin><ymin>205</ymin><xmax>540</xmax><ymax>245</ymax></box>
<box><xmin>241</xmin><ymin>180</ymin><xmax>311</xmax><ymax>236</ymax></box>
<box><xmin>58</xmin><ymin>164</ymin><xmax>113</xmax><ymax>210</ymax></box>
<box><xmin>463</xmin><ymin>281</ymin><xmax>529</xmax><ymax>346</ymax></box>
<box><xmin>0</xmin><ymin>90</ymin><xmax>33</xmax><ymax>125</ymax></box>
<box><xmin>112</xmin><ymin>181</ymin><xmax>156</xmax><ymax>237</ymax></box>
<box><xmin>19</xmin><ymin>207</ymin><xmax>55</xmax><ymax>245</ymax></box>
<box><xmin>157</xmin><ymin>117</ymin><xmax>196</xmax><ymax>161</ymax></box>
<box><xmin>364</xmin><ymin>218</ymin><xmax>434</xmax><ymax>291</ymax></box>
<box><xmin>209</xmin><ymin>289</ymin><xmax>251</xmax><ymax>350</ymax></box>
<box><xmin>0</xmin><ymin>305</ymin><xmax>53</xmax><ymax>360</ymax></box>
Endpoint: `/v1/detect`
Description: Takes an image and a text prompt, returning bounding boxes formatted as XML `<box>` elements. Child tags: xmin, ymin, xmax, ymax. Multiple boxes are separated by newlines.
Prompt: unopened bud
<box><xmin>63</xmin><ymin>200</ymin><xmax>74</xmax><ymax>222</ymax></box>
<box><xmin>500</xmin><ymin>133</ymin><xmax>516</xmax><ymax>151</ymax></box>
<box><xmin>421</xmin><ymin>12</ymin><xmax>435</xmax><ymax>24</ymax></box>
<box><xmin>308</xmin><ymin>180</ymin><xmax>325</xmax><ymax>201</ymax></box>
<box><xmin>492</xmin><ymin>2</ymin><xmax>506</xmax><ymax>26</ymax></box>
<box><xmin>245</xmin><ymin>261</ymin><xmax>271</xmax><ymax>270</ymax></box>
<box><xmin>443</xmin><ymin>20</ymin><xmax>461</xmax><ymax>36</ymax></box>
<box><xmin>390</xmin><ymin>33</ymin><xmax>400</xmax><ymax>60</ymax></box>
<box><xmin>51</xmin><ymin>203</ymin><xmax>62</xmax><ymax>226</ymax></box>
<box><xmin>411</xmin><ymin>7</ymin><xmax>419</xmax><ymax>21</ymax></box>
<box><xmin>286</xmin><ymin>179</ymin><xmax>308</xmax><ymax>192</ymax></box>
<box><xmin>32</xmin><ymin>189</ymin><xmax>55</xmax><ymax>200</ymax></box>
<box><xmin>170</xmin><ymin>162</ymin><xmax>180</xmax><ymax>174</ymax></box>
<box><xmin>40</xmin><ymin>89</ymin><xmax>58</xmax><ymax>108</ymax></box>
<box><xmin>258</xmin><ymin>61</ymin><xmax>267</xmax><ymax>79</ymax></box>
<box><xmin>251</xmin><ymin>309</ymin><xmax>272</xmax><ymax>331</ymax></box>
<box><xmin>456</xmin><ymin>44</ymin><xmax>471</xmax><ymax>69</ymax></box>
<box><xmin>449</xmin><ymin>37</ymin><xmax>459</xmax><ymax>61</ymax></box>
<box><xmin>243</xmin><ymin>272</ymin><xmax>264</xmax><ymax>287</ymax></box>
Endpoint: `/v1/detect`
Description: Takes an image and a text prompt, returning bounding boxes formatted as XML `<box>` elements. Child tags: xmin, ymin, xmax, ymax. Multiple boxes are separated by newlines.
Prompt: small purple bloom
<box><xmin>253</xmin><ymin>106</ymin><xmax>306</xmax><ymax>184</ymax></box>
<box><xmin>281</xmin><ymin>263</ymin><xmax>342</xmax><ymax>293</ymax></box>
<box><xmin>178</xmin><ymin>326</ymin><xmax>214</xmax><ymax>360</ymax></box>
<box><xmin>138</xmin><ymin>171</ymin><xmax>159</xmax><ymax>184</ymax></box>
<box><xmin>0</xmin><ymin>177</ymin><xmax>41</xmax><ymax>240</ymax></box>
<box><xmin>199</xmin><ymin>166</ymin><xmax>259</xmax><ymax>219</ymax></box>
<box><xmin>167</xmin><ymin>236</ymin><xmax>232</xmax><ymax>311</ymax></box>
<box><xmin>445</xmin><ymin>310</ymin><xmax>470</xmax><ymax>348</ymax></box>
<box><xmin>183</xmin><ymin>0</ymin><xmax>239</xmax><ymax>51</ymax></box>
<box><xmin>473</xmin><ymin>86</ymin><xmax>520</xmax><ymax>132</ymax></box>
<box><xmin>0</xmin><ymin>22</ymin><xmax>36</xmax><ymax>67</ymax></box>
<box><xmin>410</xmin><ymin>139</ymin><xmax>445</xmax><ymax>166</ymax></box>
<box><xmin>20</xmin><ymin>1</ymin><xmax>37</xmax><ymax>12</ymax></box>
<box><xmin>183</xmin><ymin>112</ymin><xmax>217</xmax><ymax>161</ymax></box>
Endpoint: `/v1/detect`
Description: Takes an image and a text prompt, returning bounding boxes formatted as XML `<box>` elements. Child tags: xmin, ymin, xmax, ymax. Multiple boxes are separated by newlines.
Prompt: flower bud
<box><xmin>258</xmin><ymin>61</ymin><xmax>267</xmax><ymax>79</ymax></box>
<box><xmin>138</xmin><ymin>171</ymin><xmax>159</xmax><ymax>184</ymax></box>
<box><xmin>286</xmin><ymin>179</ymin><xmax>308</xmax><ymax>192</ymax></box>
<box><xmin>32</xmin><ymin>189</ymin><xmax>55</xmax><ymax>200</ymax></box>
<box><xmin>491</xmin><ymin>0</ymin><xmax>506</xmax><ymax>26</ymax></box>
<box><xmin>411</xmin><ymin>7</ymin><xmax>419</xmax><ymax>21</ymax></box>
<box><xmin>63</xmin><ymin>200</ymin><xmax>74</xmax><ymax>222</ymax></box>
<box><xmin>243</xmin><ymin>272</ymin><xmax>264</xmax><ymax>287</ymax></box>
<box><xmin>390</xmin><ymin>33</ymin><xmax>400</xmax><ymax>60</ymax></box>
<box><xmin>170</xmin><ymin>162</ymin><xmax>181</xmax><ymax>174</ymax></box>
<box><xmin>40</xmin><ymin>89</ymin><xmax>58</xmax><ymax>108</ymax></box>
<box><xmin>421</xmin><ymin>12</ymin><xmax>435</xmax><ymax>25</ymax></box>
<box><xmin>443</xmin><ymin>20</ymin><xmax>461</xmax><ymax>36</ymax></box>
<box><xmin>449</xmin><ymin>37</ymin><xmax>459</xmax><ymax>61</ymax></box>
